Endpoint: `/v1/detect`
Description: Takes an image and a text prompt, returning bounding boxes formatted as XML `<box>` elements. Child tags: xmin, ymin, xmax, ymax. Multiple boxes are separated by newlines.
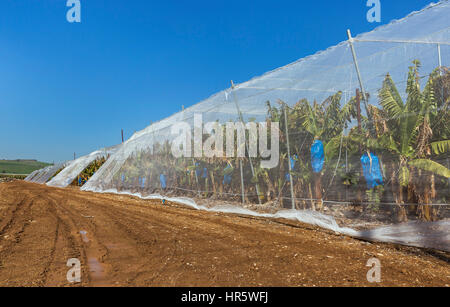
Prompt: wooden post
<box><xmin>121</xmin><ymin>129</ymin><xmax>124</xmax><ymax>144</ymax></box>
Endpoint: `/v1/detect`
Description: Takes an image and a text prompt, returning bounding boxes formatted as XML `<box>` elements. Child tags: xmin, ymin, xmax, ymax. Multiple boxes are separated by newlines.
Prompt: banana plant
<box><xmin>378</xmin><ymin>60</ymin><xmax>450</xmax><ymax>221</ymax></box>
<box><xmin>296</xmin><ymin>92</ymin><xmax>353</xmax><ymax>209</ymax></box>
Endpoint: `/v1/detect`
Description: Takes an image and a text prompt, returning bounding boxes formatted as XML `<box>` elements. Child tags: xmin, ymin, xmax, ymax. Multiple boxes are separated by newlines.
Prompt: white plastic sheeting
<box><xmin>81</xmin><ymin>2</ymin><xmax>450</xmax><ymax>251</ymax></box>
<box><xmin>47</xmin><ymin>145</ymin><xmax>120</xmax><ymax>188</ymax></box>
<box><xmin>24</xmin><ymin>161</ymin><xmax>73</xmax><ymax>184</ymax></box>
<box><xmin>24</xmin><ymin>170</ymin><xmax>39</xmax><ymax>181</ymax></box>
<box><xmin>91</xmin><ymin>189</ymin><xmax>450</xmax><ymax>252</ymax></box>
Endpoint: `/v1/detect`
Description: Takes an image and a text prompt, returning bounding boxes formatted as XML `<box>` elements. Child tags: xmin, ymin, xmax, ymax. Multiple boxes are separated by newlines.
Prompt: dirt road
<box><xmin>0</xmin><ymin>180</ymin><xmax>448</xmax><ymax>287</ymax></box>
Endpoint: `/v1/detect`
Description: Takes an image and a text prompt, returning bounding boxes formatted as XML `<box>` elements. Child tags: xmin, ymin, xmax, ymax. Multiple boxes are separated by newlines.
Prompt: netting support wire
<box><xmin>437</xmin><ymin>43</ymin><xmax>442</xmax><ymax>75</ymax></box>
<box><xmin>281</xmin><ymin>101</ymin><xmax>296</xmax><ymax>210</ymax></box>
<box><xmin>183</xmin><ymin>101</ymin><xmax>200</xmax><ymax>197</ymax></box>
<box><xmin>437</xmin><ymin>43</ymin><xmax>448</xmax><ymax>185</ymax></box>
<box><xmin>347</xmin><ymin>29</ymin><xmax>371</xmax><ymax>121</ymax></box>
<box><xmin>353</xmin><ymin>38</ymin><xmax>450</xmax><ymax>46</ymax></box>
<box><xmin>192</xmin><ymin>158</ymin><xmax>200</xmax><ymax>197</ymax></box>
<box><xmin>239</xmin><ymin>160</ymin><xmax>245</xmax><ymax>204</ymax></box>
<box><xmin>230</xmin><ymin>80</ymin><xmax>262</xmax><ymax>205</ymax></box>
<box><xmin>447</xmin><ymin>157</ymin><xmax>450</xmax><ymax>185</ymax></box>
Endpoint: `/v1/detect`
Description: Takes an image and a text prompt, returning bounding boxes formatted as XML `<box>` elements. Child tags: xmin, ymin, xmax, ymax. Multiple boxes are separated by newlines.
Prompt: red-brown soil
<box><xmin>0</xmin><ymin>180</ymin><xmax>448</xmax><ymax>287</ymax></box>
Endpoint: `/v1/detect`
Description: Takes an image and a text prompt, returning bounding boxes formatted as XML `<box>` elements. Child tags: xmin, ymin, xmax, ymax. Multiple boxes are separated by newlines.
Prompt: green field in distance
<box><xmin>0</xmin><ymin>160</ymin><xmax>52</xmax><ymax>175</ymax></box>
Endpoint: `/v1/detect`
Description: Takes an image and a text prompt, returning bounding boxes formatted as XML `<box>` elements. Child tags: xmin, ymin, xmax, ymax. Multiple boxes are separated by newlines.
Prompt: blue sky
<box><xmin>0</xmin><ymin>0</ymin><xmax>434</xmax><ymax>163</ymax></box>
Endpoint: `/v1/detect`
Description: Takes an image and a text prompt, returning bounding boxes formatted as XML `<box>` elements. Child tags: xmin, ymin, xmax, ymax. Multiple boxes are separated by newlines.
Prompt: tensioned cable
<box><xmin>135</xmin><ymin>185</ymin><xmax>450</xmax><ymax>207</ymax></box>
<box><xmin>353</xmin><ymin>38</ymin><xmax>450</xmax><ymax>46</ymax></box>
<box><xmin>279</xmin><ymin>196</ymin><xmax>449</xmax><ymax>207</ymax></box>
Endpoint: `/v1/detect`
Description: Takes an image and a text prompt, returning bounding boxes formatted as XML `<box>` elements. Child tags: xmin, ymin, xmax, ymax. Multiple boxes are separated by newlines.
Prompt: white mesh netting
<box><xmin>46</xmin><ymin>145</ymin><xmax>120</xmax><ymax>188</ymax></box>
<box><xmin>24</xmin><ymin>161</ymin><xmax>73</xmax><ymax>184</ymax></box>
<box><xmin>73</xmin><ymin>2</ymin><xmax>450</xmax><ymax>251</ymax></box>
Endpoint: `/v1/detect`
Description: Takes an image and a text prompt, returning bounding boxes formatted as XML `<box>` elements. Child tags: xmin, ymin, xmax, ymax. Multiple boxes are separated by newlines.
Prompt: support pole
<box><xmin>438</xmin><ymin>43</ymin><xmax>442</xmax><ymax>75</ymax></box>
<box><xmin>283</xmin><ymin>102</ymin><xmax>296</xmax><ymax>210</ymax></box>
<box><xmin>121</xmin><ymin>129</ymin><xmax>124</xmax><ymax>144</ymax></box>
<box><xmin>347</xmin><ymin>29</ymin><xmax>371</xmax><ymax>121</ymax></box>
<box><xmin>230</xmin><ymin>80</ymin><xmax>262</xmax><ymax>204</ymax></box>
<box><xmin>180</xmin><ymin>108</ymin><xmax>200</xmax><ymax>197</ymax></box>
<box><xmin>240</xmin><ymin>160</ymin><xmax>245</xmax><ymax>204</ymax></box>
<box><xmin>356</xmin><ymin>89</ymin><xmax>364</xmax><ymax>204</ymax></box>
<box><xmin>150</xmin><ymin>121</ymin><xmax>154</xmax><ymax>154</ymax></box>
<box><xmin>345</xmin><ymin>140</ymin><xmax>348</xmax><ymax>201</ymax></box>
<box><xmin>192</xmin><ymin>158</ymin><xmax>200</xmax><ymax>196</ymax></box>
<box><xmin>356</xmin><ymin>89</ymin><xmax>362</xmax><ymax>142</ymax></box>
<box><xmin>447</xmin><ymin>157</ymin><xmax>450</xmax><ymax>185</ymax></box>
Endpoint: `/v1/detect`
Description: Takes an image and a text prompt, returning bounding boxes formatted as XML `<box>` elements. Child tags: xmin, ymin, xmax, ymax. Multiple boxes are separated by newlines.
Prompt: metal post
<box><xmin>239</xmin><ymin>160</ymin><xmax>245</xmax><ymax>204</ymax></box>
<box><xmin>447</xmin><ymin>157</ymin><xmax>450</xmax><ymax>185</ymax></box>
<box><xmin>121</xmin><ymin>129</ymin><xmax>124</xmax><ymax>144</ymax></box>
<box><xmin>438</xmin><ymin>43</ymin><xmax>442</xmax><ymax>71</ymax></box>
<box><xmin>283</xmin><ymin>102</ymin><xmax>296</xmax><ymax>210</ymax></box>
<box><xmin>230</xmin><ymin>80</ymin><xmax>262</xmax><ymax>204</ymax></box>
<box><xmin>345</xmin><ymin>141</ymin><xmax>348</xmax><ymax>201</ymax></box>
<box><xmin>192</xmin><ymin>158</ymin><xmax>200</xmax><ymax>196</ymax></box>
<box><xmin>347</xmin><ymin>30</ymin><xmax>371</xmax><ymax>121</ymax></box>
<box><xmin>438</xmin><ymin>43</ymin><xmax>445</xmax><ymax>134</ymax></box>
<box><xmin>150</xmin><ymin>121</ymin><xmax>154</xmax><ymax>154</ymax></box>
<box><xmin>180</xmin><ymin>107</ymin><xmax>200</xmax><ymax>197</ymax></box>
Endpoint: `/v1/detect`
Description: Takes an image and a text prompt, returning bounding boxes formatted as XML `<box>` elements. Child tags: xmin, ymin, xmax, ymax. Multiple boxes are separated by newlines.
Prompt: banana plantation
<box><xmin>66</xmin><ymin>2</ymin><xmax>449</xmax><ymax>249</ymax></box>
<box><xmin>89</xmin><ymin>62</ymin><xmax>449</xmax><ymax>228</ymax></box>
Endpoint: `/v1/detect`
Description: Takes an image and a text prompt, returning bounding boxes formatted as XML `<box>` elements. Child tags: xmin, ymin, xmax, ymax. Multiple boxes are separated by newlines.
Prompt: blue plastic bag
<box><xmin>202</xmin><ymin>168</ymin><xmax>208</xmax><ymax>179</ymax></box>
<box><xmin>361</xmin><ymin>152</ymin><xmax>384</xmax><ymax>189</ymax></box>
<box><xmin>311</xmin><ymin>140</ymin><xmax>325</xmax><ymax>173</ymax></box>
<box><xmin>285</xmin><ymin>155</ymin><xmax>298</xmax><ymax>181</ymax></box>
<box><xmin>223</xmin><ymin>164</ymin><xmax>232</xmax><ymax>185</ymax></box>
<box><xmin>195</xmin><ymin>163</ymin><xmax>202</xmax><ymax>178</ymax></box>
<box><xmin>141</xmin><ymin>177</ymin><xmax>146</xmax><ymax>188</ymax></box>
<box><xmin>160</xmin><ymin>174</ymin><xmax>167</xmax><ymax>189</ymax></box>
<box><xmin>223</xmin><ymin>174</ymin><xmax>232</xmax><ymax>185</ymax></box>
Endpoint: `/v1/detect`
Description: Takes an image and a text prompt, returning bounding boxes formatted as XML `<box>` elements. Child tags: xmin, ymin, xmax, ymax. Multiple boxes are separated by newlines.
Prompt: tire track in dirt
<box><xmin>0</xmin><ymin>197</ymin><xmax>33</xmax><ymax>238</ymax></box>
<box><xmin>41</xmin><ymin>214</ymin><xmax>60</xmax><ymax>284</ymax></box>
<box><xmin>40</xmin><ymin>196</ymin><xmax>86</xmax><ymax>287</ymax></box>
<box><xmin>48</xmin><ymin>188</ymin><xmax>450</xmax><ymax>286</ymax></box>
<box><xmin>76</xmin><ymin>200</ymin><xmax>171</xmax><ymax>285</ymax></box>
<box><xmin>48</xmin><ymin>189</ymin><xmax>162</xmax><ymax>286</ymax></box>
<box><xmin>49</xmin><ymin>194</ymin><xmax>107</xmax><ymax>286</ymax></box>
<box><xmin>47</xmin><ymin>191</ymin><xmax>228</xmax><ymax>285</ymax></box>
<box><xmin>86</xmin><ymin>197</ymin><xmax>335</xmax><ymax>286</ymax></box>
<box><xmin>77</xmin><ymin>192</ymin><xmax>382</xmax><ymax>286</ymax></box>
<box><xmin>0</xmin><ymin>198</ymin><xmax>34</xmax><ymax>252</ymax></box>
<box><xmin>0</xmin><ymin>195</ymin><xmax>55</xmax><ymax>286</ymax></box>
<box><xmin>1</xmin><ymin>181</ymin><xmax>449</xmax><ymax>287</ymax></box>
<box><xmin>98</xmin><ymin>207</ymin><xmax>182</xmax><ymax>285</ymax></box>
<box><xmin>0</xmin><ymin>184</ymin><xmax>85</xmax><ymax>286</ymax></box>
